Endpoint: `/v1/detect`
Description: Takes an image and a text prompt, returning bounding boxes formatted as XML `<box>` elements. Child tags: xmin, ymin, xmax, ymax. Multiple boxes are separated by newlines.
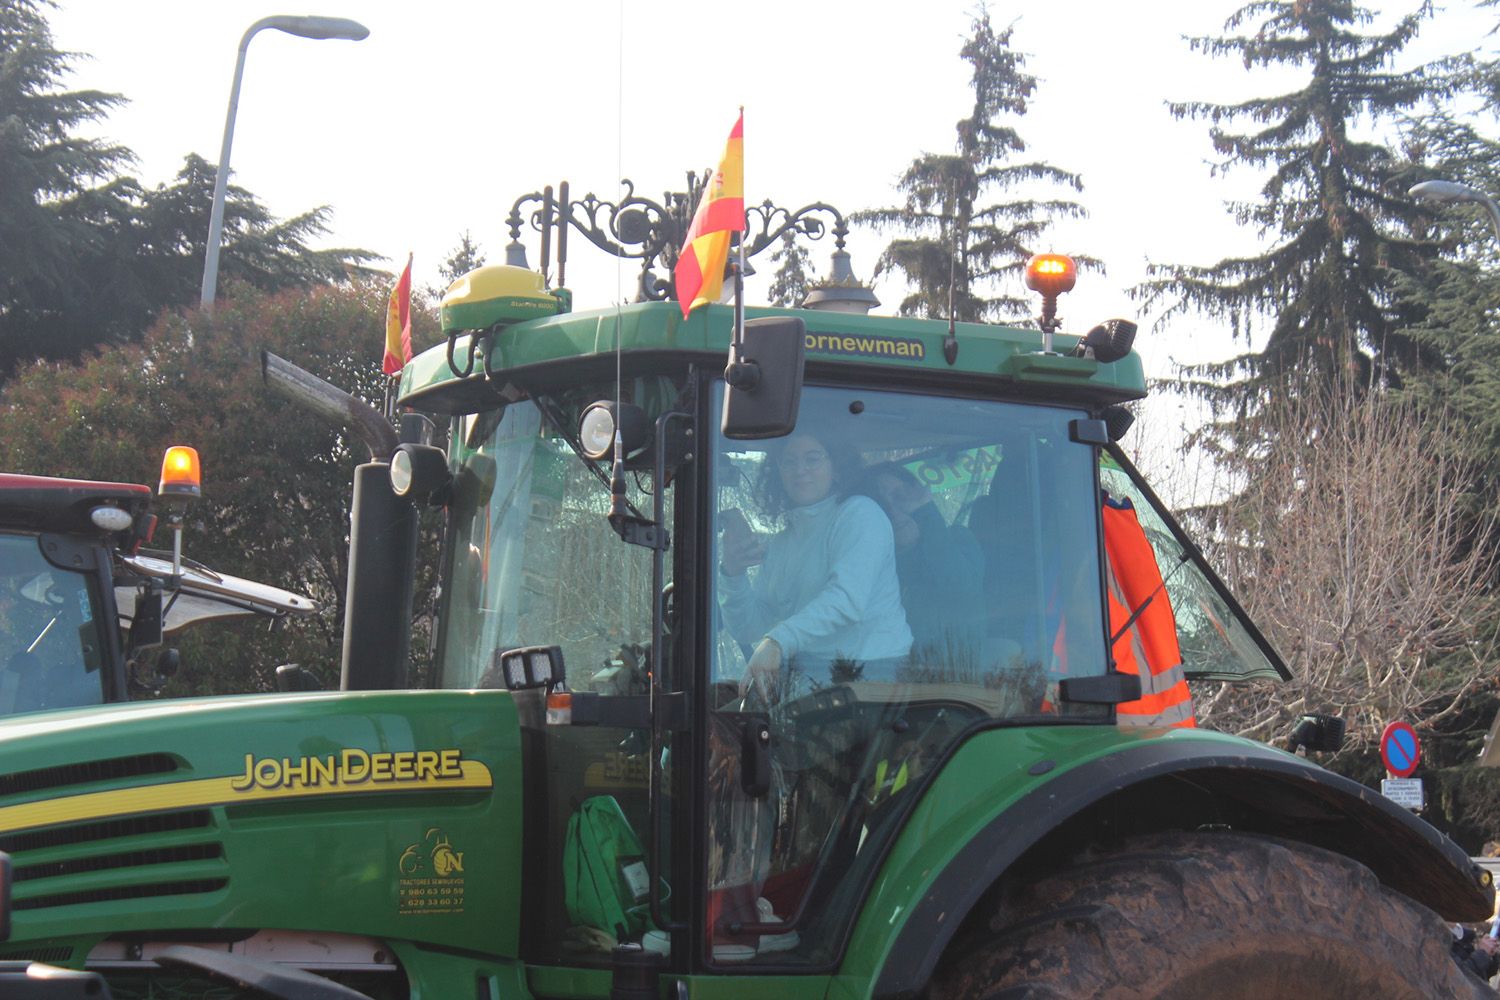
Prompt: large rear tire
<box><xmin>928</xmin><ymin>831</ymin><xmax>1492</xmax><ymax>999</ymax></box>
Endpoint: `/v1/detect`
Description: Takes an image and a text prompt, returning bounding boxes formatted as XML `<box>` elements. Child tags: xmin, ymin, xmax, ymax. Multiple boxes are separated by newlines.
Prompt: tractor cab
<box><xmin>0</xmin><ymin>451</ymin><xmax>315</xmax><ymax>717</ymax></box>
<box><xmin>394</xmin><ymin>260</ymin><xmax>1289</xmax><ymax>976</ymax></box>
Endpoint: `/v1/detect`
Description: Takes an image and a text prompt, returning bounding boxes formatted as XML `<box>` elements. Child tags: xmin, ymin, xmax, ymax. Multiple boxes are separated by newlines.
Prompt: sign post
<box><xmin>1380</xmin><ymin>721</ymin><xmax>1424</xmax><ymax>811</ymax></box>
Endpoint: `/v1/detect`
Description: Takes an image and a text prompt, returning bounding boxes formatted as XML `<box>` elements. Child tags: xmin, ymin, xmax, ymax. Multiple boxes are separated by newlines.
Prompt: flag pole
<box><xmin>733</xmin><ymin>106</ymin><xmax>745</xmax><ymax>351</ymax></box>
<box><xmin>732</xmin><ymin>230</ymin><xmax>745</xmax><ymax>351</ymax></box>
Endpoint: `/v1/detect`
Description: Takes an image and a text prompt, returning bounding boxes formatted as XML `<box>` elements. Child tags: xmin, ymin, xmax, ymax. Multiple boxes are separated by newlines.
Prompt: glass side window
<box><xmin>434</xmin><ymin>381</ymin><xmax>677</xmax><ymax>967</ymax></box>
<box><xmin>704</xmin><ymin>385</ymin><xmax>1104</xmax><ymax>967</ymax></box>
<box><xmin>0</xmin><ymin>533</ymin><xmax>107</xmax><ymax>715</ymax></box>
<box><xmin>1098</xmin><ymin>452</ymin><xmax>1285</xmax><ymax>683</ymax></box>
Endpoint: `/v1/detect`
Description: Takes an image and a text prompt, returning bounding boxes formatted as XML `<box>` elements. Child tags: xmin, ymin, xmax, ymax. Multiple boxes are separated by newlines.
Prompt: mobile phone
<box><xmin>720</xmin><ymin>507</ymin><xmax>750</xmax><ymax>537</ymax></box>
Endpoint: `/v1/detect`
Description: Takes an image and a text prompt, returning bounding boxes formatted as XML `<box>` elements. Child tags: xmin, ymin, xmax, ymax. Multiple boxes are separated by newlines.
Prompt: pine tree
<box><xmin>856</xmin><ymin>12</ymin><xmax>1088</xmax><ymax>323</ymax></box>
<box><xmin>0</xmin><ymin>0</ymin><xmax>375</xmax><ymax>376</ymax></box>
<box><xmin>766</xmin><ymin>232</ymin><xmax>816</xmax><ymax>308</ymax></box>
<box><xmin>1136</xmin><ymin>0</ymin><xmax>1450</xmax><ymax>400</ymax></box>
<box><xmin>427</xmin><ymin>231</ymin><xmax>487</xmax><ymax>302</ymax></box>
<box><xmin>0</xmin><ymin>0</ymin><xmax>131</xmax><ymax>354</ymax></box>
<box><xmin>1394</xmin><ymin>111</ymin><xmax>1500</xmax><ymax>467</ymax></box>
<box><xmin>1</xmin><ymin>152</ymin><xmax>374</xmax><ymax>374</ymax></box>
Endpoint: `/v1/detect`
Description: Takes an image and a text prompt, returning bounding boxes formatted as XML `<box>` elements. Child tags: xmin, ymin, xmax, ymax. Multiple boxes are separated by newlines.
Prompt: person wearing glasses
<box><xmin>718</xmin><ymin>429</ymin><xmax>912</xmax><ymax>701</ymax></box>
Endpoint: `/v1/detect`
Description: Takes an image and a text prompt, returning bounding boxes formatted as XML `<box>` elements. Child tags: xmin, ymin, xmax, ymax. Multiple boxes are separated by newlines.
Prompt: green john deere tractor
<box><xmin>0</xmin><ymin>256</ymin><xmax>1491</xmax><ymax>999</ymax></box>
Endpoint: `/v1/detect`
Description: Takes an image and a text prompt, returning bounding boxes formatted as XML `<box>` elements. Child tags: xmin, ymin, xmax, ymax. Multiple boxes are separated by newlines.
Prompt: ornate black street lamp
<box><xmin>503</xmin><ymin>175</ymin><xmax>877</xmax><ymax>311</ymax></box>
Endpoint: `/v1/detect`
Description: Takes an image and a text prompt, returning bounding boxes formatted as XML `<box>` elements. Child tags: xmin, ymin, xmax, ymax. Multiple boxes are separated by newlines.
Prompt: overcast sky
<box><xmin>44</xmin><ymin>0</ymin><xmax>1495</xmax><ymax>381</ymax></box>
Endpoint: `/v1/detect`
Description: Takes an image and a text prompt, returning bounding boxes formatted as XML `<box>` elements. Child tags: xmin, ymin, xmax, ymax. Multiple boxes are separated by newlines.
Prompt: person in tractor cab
<box><xmin>0</xmin><ymin>559</ymin><xmax>103</xmax><ymax>715</ymax></box>
<box><xmin>710</xmin><ymin>428</ymin><xmax>914</xmax><ymax>958</ymax></box>
<box><xmin>868</xmin><ymin>462</ymin><xmax>985</xmax><ymax>663</ymax></box>
<box><xmin>717</xmin><ymin>428</ymin><xmax>913</xmax><ymax>702</ymax></box>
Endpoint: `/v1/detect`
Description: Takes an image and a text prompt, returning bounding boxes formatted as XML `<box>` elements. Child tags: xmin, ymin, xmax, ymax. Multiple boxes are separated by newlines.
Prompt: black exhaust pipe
<box><xmin>261</xmin><ymin>352</ymin><xmax>415</xmax><ymax>690</ymax></box>
<box><xmin>340</xmin><ymin>463</ymin><xmax>418</xmax><ymax>690</ymax></box>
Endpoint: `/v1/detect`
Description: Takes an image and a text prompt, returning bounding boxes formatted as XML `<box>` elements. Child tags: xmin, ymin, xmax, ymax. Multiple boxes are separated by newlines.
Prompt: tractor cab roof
<box><xmin>0</xmin><ymin>474</ymin><xmax>152</xmax><ymax>535</ymax></box>
<box><xmin>398</xmin><ymin>300</ymin><xmax>1149</xmax><ymax>413</ymax></box>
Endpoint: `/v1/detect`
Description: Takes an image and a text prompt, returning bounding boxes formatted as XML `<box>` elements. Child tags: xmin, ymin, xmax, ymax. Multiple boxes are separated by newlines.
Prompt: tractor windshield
<box><xmin>0</xmin><ymin>533</ymin><xmax>109</xmax><ymax>715</ymax></box>
<box><xmin>434</xmin><ymin>381</ymin><xmax>673</xmax><ymax>691</ymax></box>
<box><xmin>704</xmin><ymin>384</ymin><xmax>1105</xmax><ymax>966</ymax></box>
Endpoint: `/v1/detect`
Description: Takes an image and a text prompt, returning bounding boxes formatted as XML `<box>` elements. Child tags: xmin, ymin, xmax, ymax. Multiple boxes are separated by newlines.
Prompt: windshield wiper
<box><xmin>1109</xmin><ymin>547</ymin><xmax>1191</xmax><ymax>646</ymax></box>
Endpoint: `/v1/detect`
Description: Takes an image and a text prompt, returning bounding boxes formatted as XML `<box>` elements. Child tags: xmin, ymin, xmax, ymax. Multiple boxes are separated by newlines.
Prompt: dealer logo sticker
<box><xmin>399</xmin><ymin>828</ymin><xmax>467</xmax><ymax>915</ymax></box>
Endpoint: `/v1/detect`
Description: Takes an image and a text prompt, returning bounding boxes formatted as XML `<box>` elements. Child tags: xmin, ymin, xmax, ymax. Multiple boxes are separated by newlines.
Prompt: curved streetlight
<box><xmin>1408</xmin><ymin>179</ymin><xmax>1500</xmax><ymax>246</ymax></box>
<box><xmin>199</xmin><ymin>15</ymin><xmax>370</xmax><ymax>313</ymax></box>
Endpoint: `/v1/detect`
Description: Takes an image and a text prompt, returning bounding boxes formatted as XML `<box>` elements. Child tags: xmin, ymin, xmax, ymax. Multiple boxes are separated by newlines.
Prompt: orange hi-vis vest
<box><xmin>1102</xmin><ymin>495</ymin><xmax>1196</xmax><ymax>729</ymax></box>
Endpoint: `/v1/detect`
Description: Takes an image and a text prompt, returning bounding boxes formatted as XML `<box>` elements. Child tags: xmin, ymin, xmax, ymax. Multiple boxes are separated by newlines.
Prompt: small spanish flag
<box><xmin>383</xmin><ymin>254</ymin><xmax>413</xmax><ymax>375</ymax></box>
<box><xmin>674</xmin><ymin>112</ymin><xmax>745</xmax><ymax>319</ymax></box>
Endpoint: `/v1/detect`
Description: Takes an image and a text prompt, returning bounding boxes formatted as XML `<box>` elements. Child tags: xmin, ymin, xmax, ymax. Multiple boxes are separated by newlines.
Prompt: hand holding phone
<box><xmin>719</xmin><ymin>508</ymin><xmax>765</xmax><ymax>576</ymax></box>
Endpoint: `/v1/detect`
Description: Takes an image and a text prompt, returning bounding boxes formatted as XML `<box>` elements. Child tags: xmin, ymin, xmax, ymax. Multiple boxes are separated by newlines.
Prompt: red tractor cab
<box><xmin>0</xmin><ymin>457</ymin><xmax>314</xmax><ymax>716</ymax></box>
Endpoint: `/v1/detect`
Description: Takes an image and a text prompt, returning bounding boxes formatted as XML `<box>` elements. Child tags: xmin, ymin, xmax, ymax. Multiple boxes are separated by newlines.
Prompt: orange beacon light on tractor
<box><xmin>158</xmin><ymin>446</ymin><xmax>202</xmax><ymax>500</ymax></box>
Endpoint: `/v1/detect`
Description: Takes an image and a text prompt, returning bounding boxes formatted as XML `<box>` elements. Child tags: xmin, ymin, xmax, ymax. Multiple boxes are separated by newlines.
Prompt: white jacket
<box><xmin>719</xmin><ymin>494</ymin><xmax>913</xmax><ymax>668</ymax></box>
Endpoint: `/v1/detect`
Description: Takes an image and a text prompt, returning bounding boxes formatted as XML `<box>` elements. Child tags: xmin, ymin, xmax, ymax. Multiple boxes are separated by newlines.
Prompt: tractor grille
<box><xmin>0</xmin><ymin>753</ymin><xmax>178</xmax><ymax>798</ymax></box>
<box><xmin>0</xmin><ymin>946</ymin><xmax>72</xmax><ymax>963</ymax></box>
<box><xmin>0</xmin><ymin>810</ymin><xmax>213</xmax><ymax>854</ymax></box>
<box><xmin>8</xmin><ymin>824</ymin><xmax>228</xmax><ymax>912</ymax></box>
<box><xmin>0</xmin><ymin>752</ymin><xmax>227</xmax><ymax>915</ymax></box>
<box><xmin>15</xmin><ymin>843</ymin><xmax>223</xmax><ymax>883</ymax></box>
<box><xmin>14</xmin><ymin>879</ymin><xmax>228</xmax><ymax>912</ymax></box>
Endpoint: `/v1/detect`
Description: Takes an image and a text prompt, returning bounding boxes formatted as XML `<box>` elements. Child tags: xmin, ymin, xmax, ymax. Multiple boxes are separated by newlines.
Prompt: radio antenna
<box><xmin>943</xmin><ymin>185</ymin><xmax>959</xmax><ymax>365</ymax></box>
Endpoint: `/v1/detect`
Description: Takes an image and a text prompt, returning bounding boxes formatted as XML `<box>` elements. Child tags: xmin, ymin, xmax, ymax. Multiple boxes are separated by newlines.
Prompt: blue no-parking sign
<box><xmin>1381</xmin><ymin>721</ymin><xmax>1421</xmax><ymax>778</ymax></box>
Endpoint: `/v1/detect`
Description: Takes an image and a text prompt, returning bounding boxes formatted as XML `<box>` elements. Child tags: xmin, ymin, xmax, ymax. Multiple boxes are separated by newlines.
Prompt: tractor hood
<box><xmin>0</xmin><ymin>690</ymin><xmax>521</xmax><ymax>959</ymax></box>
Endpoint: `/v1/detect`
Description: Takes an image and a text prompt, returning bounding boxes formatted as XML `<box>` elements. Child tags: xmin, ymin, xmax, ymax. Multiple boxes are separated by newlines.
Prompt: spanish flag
<box><xmin>674</xmin><ymin>112</ymin><xmax>745</xmax><ymax>319</ymax></box>
<box><xmin>383</xmin><ymin>254</ymin><xmax>413</xmax><ymax>375</ymax></box>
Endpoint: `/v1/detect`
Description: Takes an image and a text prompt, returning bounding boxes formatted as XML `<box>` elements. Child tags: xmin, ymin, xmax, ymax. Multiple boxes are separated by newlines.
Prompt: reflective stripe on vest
<box><xmin>1103</xmin><ymin>496</ymin><xmax>1196</xmax><ymax>729</ymax></box>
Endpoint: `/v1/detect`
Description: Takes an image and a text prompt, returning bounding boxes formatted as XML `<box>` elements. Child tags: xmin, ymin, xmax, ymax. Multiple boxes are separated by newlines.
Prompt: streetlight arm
<box><xmin>1409</xmin><ymin>179</ymin><xmax>1483</xmax><ymax>203</ymax></box>
<box><xmin>199</xmin><ymin>36</ymin><xmax>254</xmax><ymax>310</ymax></box>
<box><xmin>1409</xmin><ymin>179</ymin><xmax>1500</xmax><ymax>246</ymax></box>
<box><xmin>199</xmin><ymin>14</ymin><xmax>369</xmax><ymax>312</ymax></box>
<box><xmin>253</xmin><ymin>15</ymin><xmax>369</xmax><ymax>41</ymax></box>
<box><xmin>1481</xmin><ymin>195</ymin><xmax>1500</xmax><ymax>248</ymax></box>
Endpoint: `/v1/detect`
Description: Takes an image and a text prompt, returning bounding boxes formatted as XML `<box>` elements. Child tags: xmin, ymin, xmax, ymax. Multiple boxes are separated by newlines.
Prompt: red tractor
<box><xmin>0</xmin><ymin>449</ymin><xmax>314</xmax><ymax>717</ymax></box>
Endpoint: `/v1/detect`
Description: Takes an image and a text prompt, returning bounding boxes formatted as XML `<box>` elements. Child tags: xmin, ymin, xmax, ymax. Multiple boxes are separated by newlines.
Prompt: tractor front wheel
<box><xmin>929</xmin><ymin>831</ymin><xmax>1491</xmax><ymax>999</ymax></box>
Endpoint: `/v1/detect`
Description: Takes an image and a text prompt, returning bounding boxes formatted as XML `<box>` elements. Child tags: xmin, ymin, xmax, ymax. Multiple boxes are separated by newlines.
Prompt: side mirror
<box><xmin>721</xmin><ymin>317</ymin><xmax>806</xmax><ymax>440</ymax></box>
<box><xmin>1287</xmin><ymin>713</ymin><xmax>1345</xmax><ymax>754</ymax></box>
<box><xmin>126</xmin><ymin>583</ymin><xmax>165</xmax><ymax>651</ymax></box>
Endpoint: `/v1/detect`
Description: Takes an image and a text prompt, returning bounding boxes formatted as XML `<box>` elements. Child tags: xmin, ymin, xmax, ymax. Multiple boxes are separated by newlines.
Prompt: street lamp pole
<box><xmin>1408</xmin><ymin>179</ymin><xmax>1500</xmax><ymax>246</ymax></box>
<box><xmin>199</xmin><ymin>15</ymin><xmax>369</xmax><ymax>313</ymax></box>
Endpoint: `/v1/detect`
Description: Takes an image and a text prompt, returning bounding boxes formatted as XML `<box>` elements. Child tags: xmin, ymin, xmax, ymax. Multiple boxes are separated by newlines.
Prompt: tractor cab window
<box><xmin>1098</xmin><ymin>452</ymin><xmax>1285</xmax><ymax>683</ymax></box>
<box><xmin>0</xmin><ymin>534</ymin><xmax>107</xmax><ymax>715</ymax></box>
<box><xmin>704</xmin><ymin>385</ymin><xmax>1104</xmax><ymax>967</ymax></box>
<box><xmin>434</xmin><ymin>377</ymin><xmax>679</xmax><ymax>965</ymax></box>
